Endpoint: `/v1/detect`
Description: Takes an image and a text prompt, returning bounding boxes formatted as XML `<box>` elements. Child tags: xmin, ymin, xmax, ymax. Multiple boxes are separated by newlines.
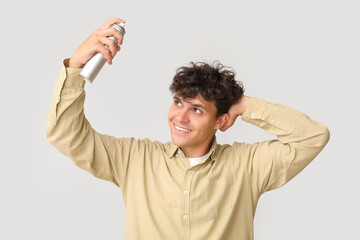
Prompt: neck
<box><xmin>181</xmin><ymin>137</ymin><xmax>214</xmax><ymax>158</ymax></box>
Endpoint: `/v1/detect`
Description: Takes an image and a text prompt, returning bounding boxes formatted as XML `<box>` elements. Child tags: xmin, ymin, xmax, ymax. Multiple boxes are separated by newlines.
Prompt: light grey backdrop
<box><xmin>1</xmin><ymin>0</ymin><xmax>359</xmax><ymax>239</ymax></box>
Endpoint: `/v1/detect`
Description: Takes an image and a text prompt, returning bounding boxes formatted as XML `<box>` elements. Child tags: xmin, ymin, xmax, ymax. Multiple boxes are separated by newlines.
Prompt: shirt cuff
<box><xmin>241</xmin><ymin>97</ymin><xmax>303</xmax><ymax>137</ymax></box>
<box><xmin>241</xmin><ymin>97</ymin><xmax>283</xmax><ymax>132</ymax></box>
<box><xmin>62</xmin><ymin>58</ymin><xmax>85</xmax><ymax>88</ymax></box>
<box><xmin>241</xmin><ymin>97</ymin><xmax>269</xmax><ymax>122</ymax></box>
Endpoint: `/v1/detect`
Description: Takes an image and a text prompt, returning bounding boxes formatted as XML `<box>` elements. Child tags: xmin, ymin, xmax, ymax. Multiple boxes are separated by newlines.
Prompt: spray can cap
<box><xmin>110</xmin><ymin>22</ymin><xmax>125</xmax><ymax>35</ymax></box>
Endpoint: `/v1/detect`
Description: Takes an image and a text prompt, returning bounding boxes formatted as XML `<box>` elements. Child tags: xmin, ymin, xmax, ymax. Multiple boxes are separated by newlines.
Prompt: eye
<box><xmin>174</xmin><ymin>100</ymin><xmax>182</xmax><ymax>106</ymax></box>
<box><xmin>194</xmin><ymin>108</ymin><xmax>202</xmax><ymax>114</ymax></box>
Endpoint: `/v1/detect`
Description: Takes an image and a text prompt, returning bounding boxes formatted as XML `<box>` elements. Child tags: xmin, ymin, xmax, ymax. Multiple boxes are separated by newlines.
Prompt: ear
<box><xmin>214</xmin><ymin>113</ymin><xmax>230</xmax><ymax>130</ymax></box>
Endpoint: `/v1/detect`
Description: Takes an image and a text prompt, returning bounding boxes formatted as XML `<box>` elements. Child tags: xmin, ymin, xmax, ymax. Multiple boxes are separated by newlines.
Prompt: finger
<box><xmin>116</xmin><ymin>45</ymin><xmax>121</xmax><ymax>51</ymax></box>
<box><xmin>95</xmin><ymin>45</ymin><xmax>113</xmax><ymax>64</ymax></box>
<box><xmin>113</xmin><ymin>28</ymin><xmax>124</xmax><ymax>45</ymax></box>
<box><xmin>100</xmin><ymin>18</ymin><xmax>125</xmax><ymax>30</ymax></box>
<box><xmin>100</xmin><ymin>18</ymin><xmax>126</xmax><ymax>30</ymax></box>
<box><xmin>100</xmin><ymin>37</ymin><xmax>117</xmax><ymax>57</ymax></box>
<box><xmin>102</xmin><ymin>27</ymin><xmax>124</xmax><ymax>45</ymax></box>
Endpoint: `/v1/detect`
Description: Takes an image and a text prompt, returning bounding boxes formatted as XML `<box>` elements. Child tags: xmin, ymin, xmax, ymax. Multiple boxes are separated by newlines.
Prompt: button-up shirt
<box><xmin>46</xmin><ymin>59</ymin><xmax>330</xmax><ymax>240</ymax></box>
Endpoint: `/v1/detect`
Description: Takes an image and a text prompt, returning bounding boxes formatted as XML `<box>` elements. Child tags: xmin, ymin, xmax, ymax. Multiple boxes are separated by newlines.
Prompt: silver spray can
<box><xmin>79</xmin><ymin>23</ymin><xmax>126</xmax><ymax>83</ymax></box>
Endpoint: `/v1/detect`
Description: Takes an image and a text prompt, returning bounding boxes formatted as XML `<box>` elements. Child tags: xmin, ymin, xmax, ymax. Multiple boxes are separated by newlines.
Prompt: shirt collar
<box><xmin>165</xmin><ymin>136</ymin><xmax>219</xmax><ymax>161</ymax></box>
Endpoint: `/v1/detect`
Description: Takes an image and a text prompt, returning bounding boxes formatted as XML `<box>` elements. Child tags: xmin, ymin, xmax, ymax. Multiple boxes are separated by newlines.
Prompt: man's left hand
<box><xmin>220</xmin><ymin>95</ymin><xmax>250</xmax><ymax>132</ymax></box>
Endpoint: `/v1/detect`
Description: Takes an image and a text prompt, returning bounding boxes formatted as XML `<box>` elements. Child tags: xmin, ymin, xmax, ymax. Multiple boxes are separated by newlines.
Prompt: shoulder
<box><xmin>115</xmin><ymin>137</ymin><xmax>167</xmax><ymax>148</ymax></box>
<box><xmin>217</xmin><ymin>141</ymin><xmax>259</xmax><ymax>155</ymax></box>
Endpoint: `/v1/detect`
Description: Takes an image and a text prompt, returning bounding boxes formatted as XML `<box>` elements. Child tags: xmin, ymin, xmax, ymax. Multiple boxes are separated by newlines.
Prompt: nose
<box><xmin>177</xmin><ymin>108</ymin><xmax>189</xmax><ymax>123</ymax></box>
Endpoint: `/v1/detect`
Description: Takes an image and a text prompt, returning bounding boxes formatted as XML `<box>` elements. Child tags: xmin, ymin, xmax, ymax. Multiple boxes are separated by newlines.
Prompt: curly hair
<box><xmin>169</xmin><ymin>61</ymin><xmax>245</xmax><ymax>118</ymax></box>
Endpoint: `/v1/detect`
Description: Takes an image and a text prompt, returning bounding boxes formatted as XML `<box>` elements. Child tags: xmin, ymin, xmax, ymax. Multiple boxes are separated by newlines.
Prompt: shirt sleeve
<box><xmin>45</xmin><ymin>59</ymin><xmax>134</xmax><ymax>189</ymax></box>
<box><xmin>236</xmin><ymin>97</ymin><xmax>330</xmax><ymax>194</ymax></box>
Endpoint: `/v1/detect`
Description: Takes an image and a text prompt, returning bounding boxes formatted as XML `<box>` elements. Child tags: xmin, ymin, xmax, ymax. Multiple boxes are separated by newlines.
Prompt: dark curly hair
<box><xmin>169</xmin><ymin>61</ymin><xmax>245</xmax><ymax>118</ymax></box>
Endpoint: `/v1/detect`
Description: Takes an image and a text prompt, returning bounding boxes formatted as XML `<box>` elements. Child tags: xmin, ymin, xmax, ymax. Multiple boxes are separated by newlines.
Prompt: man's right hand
<box><xmin>69</xmin><ymin>18</ymin><xmax>126</xmax><ymax>68</ymax></box>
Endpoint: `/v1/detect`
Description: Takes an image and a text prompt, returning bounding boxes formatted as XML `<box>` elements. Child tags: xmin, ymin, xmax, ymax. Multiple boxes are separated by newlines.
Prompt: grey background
<box><xmin>1</xmin><ymin>0</ymin><xmax>359</xmax><ymax>239</ymax></box>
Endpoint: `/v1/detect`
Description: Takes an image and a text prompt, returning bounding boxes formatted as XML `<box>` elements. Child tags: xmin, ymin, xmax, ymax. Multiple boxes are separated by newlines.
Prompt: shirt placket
<box><xmin>180</xmin><ymin>167</ymin><xmax>196</xmax><ymax>240</ymax></box>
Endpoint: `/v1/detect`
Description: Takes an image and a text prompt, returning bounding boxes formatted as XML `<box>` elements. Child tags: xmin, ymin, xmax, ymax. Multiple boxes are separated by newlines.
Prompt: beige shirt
<box><xmin>46</xmin><ymin>59</ymin><xmax>330</xmax><ymax>240</ymax></box>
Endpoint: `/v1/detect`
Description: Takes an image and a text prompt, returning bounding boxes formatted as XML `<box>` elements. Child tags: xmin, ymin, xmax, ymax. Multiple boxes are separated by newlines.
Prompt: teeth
<box><xmin>175</xmin><ymin>125</ymin><xmax>191</xmax><ymax>132</ymax></box>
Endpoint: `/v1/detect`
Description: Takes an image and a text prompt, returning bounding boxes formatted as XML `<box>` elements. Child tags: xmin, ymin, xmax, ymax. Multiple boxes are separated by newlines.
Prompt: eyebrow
<box><xmin>173</xmin><ymin>95</ymin><xmax>207</xmax><ymax>111</ymax></box>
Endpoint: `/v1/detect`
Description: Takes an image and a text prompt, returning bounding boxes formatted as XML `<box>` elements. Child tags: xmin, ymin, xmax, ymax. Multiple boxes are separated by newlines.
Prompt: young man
<box><xmin>46</xmin><ymin>18</ymin><xmax>330</xmax><ymax>240</ymax></box>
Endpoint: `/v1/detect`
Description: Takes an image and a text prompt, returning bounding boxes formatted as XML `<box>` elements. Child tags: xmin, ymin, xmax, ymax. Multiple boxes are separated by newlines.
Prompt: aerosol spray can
<box><xmin>79</xmin><ymin>23</ymin><xmax>126</xmax><ymax>83</ymax></box>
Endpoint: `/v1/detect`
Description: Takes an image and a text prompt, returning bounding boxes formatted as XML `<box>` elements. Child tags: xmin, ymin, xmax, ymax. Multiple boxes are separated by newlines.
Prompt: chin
<box><xmin>171</xmin><ymin>134</ymin><xmax>183</xmax><ymax>147</ymax></box>
<box><xmin>171</xmin><ymin>132</ymin><xmax>190</xmax><ymax>148</ymax></box>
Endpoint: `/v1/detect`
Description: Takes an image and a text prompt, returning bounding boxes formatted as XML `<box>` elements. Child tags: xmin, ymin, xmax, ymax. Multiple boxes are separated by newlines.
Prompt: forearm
<box><xmin>46</xmin><ymin>58</ymin><xmax>89</xmax><ymax>158</ymax></box>
<box><xmin>241</xmin><ymin>97</ymin><xmax>330</xmax><ymax>189</ymax></box>
<box><xmin>45</xmin><ymin>59</ymin><xmax>120</xmax><ymax>186</ymax></box>
<box><xmin>241</xmin><ymin>98</ymin><xmax>330</xmax><ymax>145</ymax></box>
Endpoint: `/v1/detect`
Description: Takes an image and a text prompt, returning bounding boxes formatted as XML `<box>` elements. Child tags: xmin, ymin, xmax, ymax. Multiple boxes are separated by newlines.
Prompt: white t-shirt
<box><xmin>188</xmin><ymin>152</ymin><xmax>210</xmax><ymax>167</ymax></box>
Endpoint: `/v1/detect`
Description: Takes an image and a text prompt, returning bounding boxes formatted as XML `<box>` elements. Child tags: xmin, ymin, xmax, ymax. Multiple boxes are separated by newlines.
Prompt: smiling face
<box><xmin>168</xmin><ymin>94</ymin><xmax>228</xmax><ymax>157</ymax></box>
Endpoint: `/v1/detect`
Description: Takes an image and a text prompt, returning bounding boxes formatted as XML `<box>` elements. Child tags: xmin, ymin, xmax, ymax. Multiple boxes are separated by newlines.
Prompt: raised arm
<box><xmin>46</xmin><ymin>18</ymin><xmax>131</xmax><ymax>188</ymax></box>
<box><xmin>224</xmin><ymin>96</ymin><xmax>330</xmax><ymax>194</ymax></box>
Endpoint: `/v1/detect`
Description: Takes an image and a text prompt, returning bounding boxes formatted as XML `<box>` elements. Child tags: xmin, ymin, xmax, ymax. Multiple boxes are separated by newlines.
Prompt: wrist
<box><xmin>69</xmin><ymin>58</ymin><xmax>83</xmax><ymax>68</ymax></box>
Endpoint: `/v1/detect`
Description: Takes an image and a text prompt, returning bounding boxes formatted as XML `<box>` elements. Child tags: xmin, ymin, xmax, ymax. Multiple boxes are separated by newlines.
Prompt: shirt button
<box><xmin>183</xmin><ymin>214</ymin><xmax>188</xmax><ymax>220</ymax></box>
<box><xmin>251</xmin><ymin>112</ymin><xmax>256</xmax><ymax>118</ymax></box>
<box><xmin>270</xmin><ymin>119</ymin><xmax>275</xmax><ymax>124</ymax></box>
<box><xmin>183</xmin><ymin>190</ymin><xmax>188</xmax><ymax>195</ymax></box>
<box><xmin>175</xmin><ymin>153</ymin><xmax>179</xmax><ymax>157</ymax></box>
